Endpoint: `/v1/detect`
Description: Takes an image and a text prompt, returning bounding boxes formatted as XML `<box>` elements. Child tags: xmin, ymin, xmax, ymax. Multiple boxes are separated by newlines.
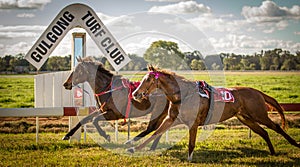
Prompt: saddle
<box><xmin>196</xmin><ymin>80</ymin><xmax>234</xmax><ymax>103</ymax></box>
<box><xmin>196</xmin><ymin>80</ymin><xmax>235</xmax><ymax>124</ymax></box>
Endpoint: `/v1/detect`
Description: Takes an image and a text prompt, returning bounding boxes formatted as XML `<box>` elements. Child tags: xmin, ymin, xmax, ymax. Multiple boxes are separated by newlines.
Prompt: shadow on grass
<box><xmin>11</xmin><ymin>142</ymin><xmax>101</xmax><ymax>152</ymax></box>
<box><xmin>168</xmin><ymin>147</ymin><xmax>300</xmax><ymax>166</ymax></box>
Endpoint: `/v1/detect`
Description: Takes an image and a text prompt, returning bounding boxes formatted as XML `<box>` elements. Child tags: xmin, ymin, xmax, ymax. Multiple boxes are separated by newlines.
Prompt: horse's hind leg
<box><xmin>236</xmin><ymin>114</ymin><xmax>275</xmax><ymax>154</ymax></box>
<box><xmin>62</xmin><ymin>111</ymin><xmax>99</xmax><ymax>140</ymax></box>
<box><xmin>188</xmin><ymin>124</ymin><xmax>198</xmax><ymax>161</ymax></box>
<box><xmin>258</xmin><ymin>116</ymin><xmax>300</xmax><ymax>148</ymax></box>
<box><xmin>150</xmin><ymin>135</ymin><xmax>162</xmax><ymax>151</ymax></box>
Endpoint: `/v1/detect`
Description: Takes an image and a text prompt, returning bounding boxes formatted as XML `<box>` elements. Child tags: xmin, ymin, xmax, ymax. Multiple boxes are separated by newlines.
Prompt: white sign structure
<box><xmin>25</xmin><ymin>3</ymin><xmax>130</xmax><ymax>71</ymax></box>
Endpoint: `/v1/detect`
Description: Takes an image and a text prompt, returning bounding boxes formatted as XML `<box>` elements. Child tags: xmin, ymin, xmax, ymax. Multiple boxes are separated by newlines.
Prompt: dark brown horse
<box><xmin>130</xmin><ymin>65</ymin><xmax>300</xmax><ymax>161</ymax></box>
<box><xmin>62</xmin><ymin>57</ymin><xmax>168</xmax><ymax>148</ymax></box>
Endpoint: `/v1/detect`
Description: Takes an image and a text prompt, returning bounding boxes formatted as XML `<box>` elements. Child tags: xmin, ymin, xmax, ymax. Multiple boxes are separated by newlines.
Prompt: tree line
<box><xmin>0</xmin><ymin>40</ymin><xmax>299</xmax><ymax>73</ymax></box>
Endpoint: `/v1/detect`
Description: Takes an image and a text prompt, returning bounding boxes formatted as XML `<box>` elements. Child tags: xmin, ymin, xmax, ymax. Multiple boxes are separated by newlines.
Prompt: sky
<box><xmin>0</xmin><ymin>0</ymin><xmax>300</xmax><ymax>58</ymax></box>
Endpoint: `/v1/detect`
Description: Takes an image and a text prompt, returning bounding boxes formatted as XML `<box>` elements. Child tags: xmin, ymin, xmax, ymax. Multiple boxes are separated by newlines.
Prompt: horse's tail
<box><xmin>259</xmin><ymin>90</ymin><xmax>286</xmax><ymax>130</ymax></box>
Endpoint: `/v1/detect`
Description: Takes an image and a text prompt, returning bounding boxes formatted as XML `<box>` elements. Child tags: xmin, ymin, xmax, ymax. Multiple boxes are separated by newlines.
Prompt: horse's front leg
<box><xmin>128</xmin><ymin>104</ymin><xmax>179</xmax><ymax>153</ymax></box>
<box><xmin>62</xmin><ymin>111</ymin><xmax>99</xmax><ymax>140</ymax></box>
<box><xmin>125</xmin><ymin>108</ymin><xmax>167</xmax><ymax>146</ymax></box>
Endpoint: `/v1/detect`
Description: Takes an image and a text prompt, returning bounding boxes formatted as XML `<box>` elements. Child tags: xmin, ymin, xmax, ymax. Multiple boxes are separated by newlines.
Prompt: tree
<box><xmin>144</xmin><ymin>40</ymin><xmax>184</xmax><ymax>70</ymax></box>
<box><xmin>190</xmin><ymin>59</ymin><xmax>205</xmax><ymax>70</ymax></box>
<box><xmin>122</xmin><ymin>54</ymin><xmax>148</xmax><ymax>71</ymax></box>
<box><xmin>45</xmin><ymin>56</ymin><xmax>69</xmax><ymax>71</ymax></box>
<box><xmin>222</xmin><ymin>54</ymin><xmax>241</xmax><ymax>70</ymax></box>
<box><xmin>183</xmin><ymin>50</ymin><xmax>203</xmax><ymax>67</ymax></box>
<box><xmin>211</xmin><ymin>63</ymin><xmax>221</xmax><ymax>70</ymax></box>
<box><xmin>240</xmin><ymin>58</ymin><xmax>250</xmax><ymax>70</ymax></box>
<box><xmin>281</xmin><ymin>59</ymin><xmax>296</xmax><ymax>70</ymax></box>
<box><xmin>204</xmin><ymin>55</ymin><xmax>223</xmax><ymax>70</ymax></box>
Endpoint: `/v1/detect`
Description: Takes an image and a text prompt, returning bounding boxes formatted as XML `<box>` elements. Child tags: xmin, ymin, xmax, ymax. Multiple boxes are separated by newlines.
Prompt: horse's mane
<box><xmin>147</xmin><ymin>64</ymin><xmax>185</xmax><ymax>80</ymax></box>
<box><xmin>80</xmin><ymin>56</ymin><xmax>114</xmax><ymax>77</ymax></box>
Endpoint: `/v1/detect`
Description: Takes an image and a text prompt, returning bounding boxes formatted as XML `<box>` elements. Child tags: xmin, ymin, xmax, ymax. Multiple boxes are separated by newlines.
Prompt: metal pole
<box><xmin>36</xmin><ymin>116</ymin><xmax>39</xmax><ymax>143</ymax></box>
<box><xmin>84</xmin><ymin>124</ymin><xmax>87</xmax><ymax>142</ymax></box>
<box><xmin>35</xmin><ymin>69</ymin><xmax>39</xmax><ymax>144</ymax></box>
<box><xmin>127</xmin><ymin>118</ymin><xmax>130</xmax><ymax>140</ymax></box>
<box><xmin>166</xmin><ymin>130</ymin><xmax>169</xmax><ymax>142</ymax></box>
<box><xmin>115</xmin><ymin>120</ymin><xmax>118</xmax><ymax>142</ymax></box>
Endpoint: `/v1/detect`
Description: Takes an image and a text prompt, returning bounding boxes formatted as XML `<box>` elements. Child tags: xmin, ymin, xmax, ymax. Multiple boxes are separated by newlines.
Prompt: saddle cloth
<box><xmin>196</xmin><ymin>80</ymin><xmax>235</xmax><ymax>103</ymax></box>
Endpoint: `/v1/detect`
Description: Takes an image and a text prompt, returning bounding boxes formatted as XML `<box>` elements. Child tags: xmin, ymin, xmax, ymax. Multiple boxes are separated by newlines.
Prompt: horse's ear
<box><xmin>76</xmin><ymin>57</ymin><xmax>82</xmax><ymax>62</ymax></box>
<box><xmin>147</xmin><ymin>64</ymin><xmax>156</xmax><ymax>72</ymax></box>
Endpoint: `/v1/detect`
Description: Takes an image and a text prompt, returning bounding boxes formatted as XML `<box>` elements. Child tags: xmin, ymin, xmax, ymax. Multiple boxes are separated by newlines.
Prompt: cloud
<box><xmin>0</xmin><ymin>25</ymin><xmax>45</xmax><ymax>37</ymax></box>
<box><xmin>241</xmin><ymin>1</ymin><xmax>300</xmax><ymax>23</ymax></box>
<box><xmin>16</xmin><ymin>13</ymin><xmax>35</xmax><ymax>18</ymax></box>
<box><xmin>209</xmin><ymin>34</ymin><xmax>300</xmax><ymax>54</ymax></box>
<box><xmin>0</xmin><ymin>0</ymin><xmax>51</xmax><ymax>10</ymax></box>
<box><xmin>148</xmin><ymin>1</ymin><xmax>211</xmax><ymax>14</ymax></box>
<box><xmin>96</xmin><ymin>12</ymin><xmax>116</xmax><ymax>23</ymax></box>
<box><xmin>0</xmin><ymin>41</ymin><xmax>30</xmax><ymax>55</ymax></box>
<box><xmin>188</xmin><ymin>14</ymin><xmax>247</xmax><ymax>33</ymax></box>
<box><xmin>294</xmin><ymin>31</ymin><xmax>300</xmax><ymax>35</ymax></box>
<box><xmin>96</xmin><ymin>12</ymin><xmax>142</xmax><ymax>35</ymax></box>
<box><xmin>0</xmin><ymin>31</ymin><xmax>37</xmax><ymax>38</ymax></box>
<box><xmin>0</xmin><ymin>25</ymin><xmax>46</xmax><ymax>55</ymax></box>
<box><xmin>145</xmin><ymin>0</ymin><xmax>190</xmax><ymax>2</ymax></box>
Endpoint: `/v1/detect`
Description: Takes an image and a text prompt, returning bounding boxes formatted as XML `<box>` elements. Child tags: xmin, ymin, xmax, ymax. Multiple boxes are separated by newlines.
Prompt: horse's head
<box><xmin>133</xmin><ymin>65</ymin><xmax>164</xmax><ymax>102</ymax></box>
<box><xmin>63</xmin><ymin>57</ymin><xmax>99</xmax><ymax>90</ymax></box>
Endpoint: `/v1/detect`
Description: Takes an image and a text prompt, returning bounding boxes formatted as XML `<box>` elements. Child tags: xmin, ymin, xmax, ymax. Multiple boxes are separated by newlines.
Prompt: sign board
<box><xmin>25</xmin><ymin>3</ymin><xmax>130</xmax><ymax>71</ymax></box>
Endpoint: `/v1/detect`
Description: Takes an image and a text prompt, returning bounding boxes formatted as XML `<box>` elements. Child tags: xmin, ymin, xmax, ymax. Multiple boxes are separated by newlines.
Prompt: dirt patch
<box><xmin>0</xmin><ymin>113</ymin><xmax>299</xmax><ymax>133</ymax></box>
<box><xmin>0</xmin><ymin>117</ymin><xmax>69</xmax><ymax>133</ymax></box>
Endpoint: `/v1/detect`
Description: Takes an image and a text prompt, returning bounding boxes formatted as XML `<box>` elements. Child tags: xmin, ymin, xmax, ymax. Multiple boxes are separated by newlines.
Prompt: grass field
<box><xmin>0</xmin><ymin>71</ymin><xmax>300</xmax><ymax>166</ymax></box>
<box><xmin>0</xmin><ymin>71</ymin><xmax>299</xmax><ymax>108</ymax></box>
<box><xmin>0</xmin><ymin>129</ymin><xmax>299</xmax><ymax>166</ymax></box>
<box><xmin>0</xmin><ymin>75</ymin><xmax>34</xmax><ymax>108</ymax></box>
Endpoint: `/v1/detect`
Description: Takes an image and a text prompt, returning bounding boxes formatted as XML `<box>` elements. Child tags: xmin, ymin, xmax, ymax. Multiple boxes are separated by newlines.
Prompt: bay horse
<box><xmin>130</xmin><ymin>65</ymin><xmax>300</xmax><ymax>161</ymax></box>
<box><xmin>62</xmin><ymin>57</ymin><xmax>168</xmax><ymax>149</ymax></box>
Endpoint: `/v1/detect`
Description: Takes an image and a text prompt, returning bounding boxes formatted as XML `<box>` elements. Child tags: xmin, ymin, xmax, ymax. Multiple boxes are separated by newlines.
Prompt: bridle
<box><xmin>139</xmin><ymin>71</ymin><xmax>184</xmax><ymax>105</ymax></box>
<box><xmin>139</xmin><ymin>71</ymin><xmax>162</xmax><ymax>98</ymax></box>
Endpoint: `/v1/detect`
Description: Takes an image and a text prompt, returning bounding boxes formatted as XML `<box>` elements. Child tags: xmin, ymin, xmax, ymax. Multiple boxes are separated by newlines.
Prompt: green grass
<box><xmin>0</xmin><ymin>129</ymin><xmax>299</xmax><ymax>166</ymax></box>
<box><xmin>0</xmin><ymin>75</ymin><xmax>34</xmax><ymax>108</ymax></box>
<box><xmin>0</xmin><ymin>71</ymin><xmax>299</xmax><ymax>108</ymax></box>
<box><xmin>0</xmin><ymin>72</ymin><xmax>300</xmax><ymax>166</ymax></box>
<box><xmin>123</xmin><ymin>71</ymin><xmax>300</xmax><ymax>103</ymax></box>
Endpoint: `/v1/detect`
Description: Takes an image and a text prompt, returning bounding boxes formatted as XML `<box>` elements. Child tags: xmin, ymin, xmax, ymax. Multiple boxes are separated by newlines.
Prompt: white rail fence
<box><xmin>0</xmin><ymin>71</ymin><xmax>96</xmax><ymax>142</ymax></box>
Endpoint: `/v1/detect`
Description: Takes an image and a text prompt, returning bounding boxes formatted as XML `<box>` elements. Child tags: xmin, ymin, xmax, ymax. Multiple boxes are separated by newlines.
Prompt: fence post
<box><xmin>35</xmin><ymin>69</ymin><xmax>39</xmax><ymax>144</ymax></box>
<box><xmin>36</xmin><ymin>116</ymin><xmax>39</xmax><ymax>143</ymax></box>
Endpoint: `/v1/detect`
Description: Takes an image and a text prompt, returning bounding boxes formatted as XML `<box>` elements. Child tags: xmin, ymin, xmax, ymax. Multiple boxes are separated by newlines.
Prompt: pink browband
<box><xmin>149</xmin><ymin>71</ymin><xmax>163</xmax><ymax>79</ymax></box>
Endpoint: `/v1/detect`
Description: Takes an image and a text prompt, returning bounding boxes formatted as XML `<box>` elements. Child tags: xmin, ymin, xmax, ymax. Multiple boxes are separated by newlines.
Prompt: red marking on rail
<box><xmin>63</xmin><ymin>107</ymin><xmax>78</xmax><ymax>116</ymax></box>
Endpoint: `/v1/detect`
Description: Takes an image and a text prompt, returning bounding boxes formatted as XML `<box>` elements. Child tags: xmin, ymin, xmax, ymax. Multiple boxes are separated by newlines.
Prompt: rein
<box><xmin>93</xmin><ymin>78</ymin><xmax>137</xmax><ymax>123</ymax></box>
<box><xmin>94</xmin><ymin>81</ymin><xmax>123</xmax><ymax>97</ymax></box>
<box><xmin>146</xmin><ymin>71</ymin><xmax>203</xmax><ymax>103</ymax></box>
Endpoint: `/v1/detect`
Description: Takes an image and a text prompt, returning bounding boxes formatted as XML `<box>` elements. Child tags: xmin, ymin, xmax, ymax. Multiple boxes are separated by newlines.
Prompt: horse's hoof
<box><xmin>106</xmin><ymin>135</ymin><xmax>111</xmax><ymax>142</ymax></box>
<box><xmin>62</xmin><ymin>136</ymin><xmax>70</xmax><ymax>140</ymax></box>
<box><xmin>127</xmin><ymin>147</ymin><xmax>135</xmax><ymax>154</ymax></box>
<box><xmin>124</xmin><ymin>140</ymin><xmax>133</xmax><ymax>145</ymax></box>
